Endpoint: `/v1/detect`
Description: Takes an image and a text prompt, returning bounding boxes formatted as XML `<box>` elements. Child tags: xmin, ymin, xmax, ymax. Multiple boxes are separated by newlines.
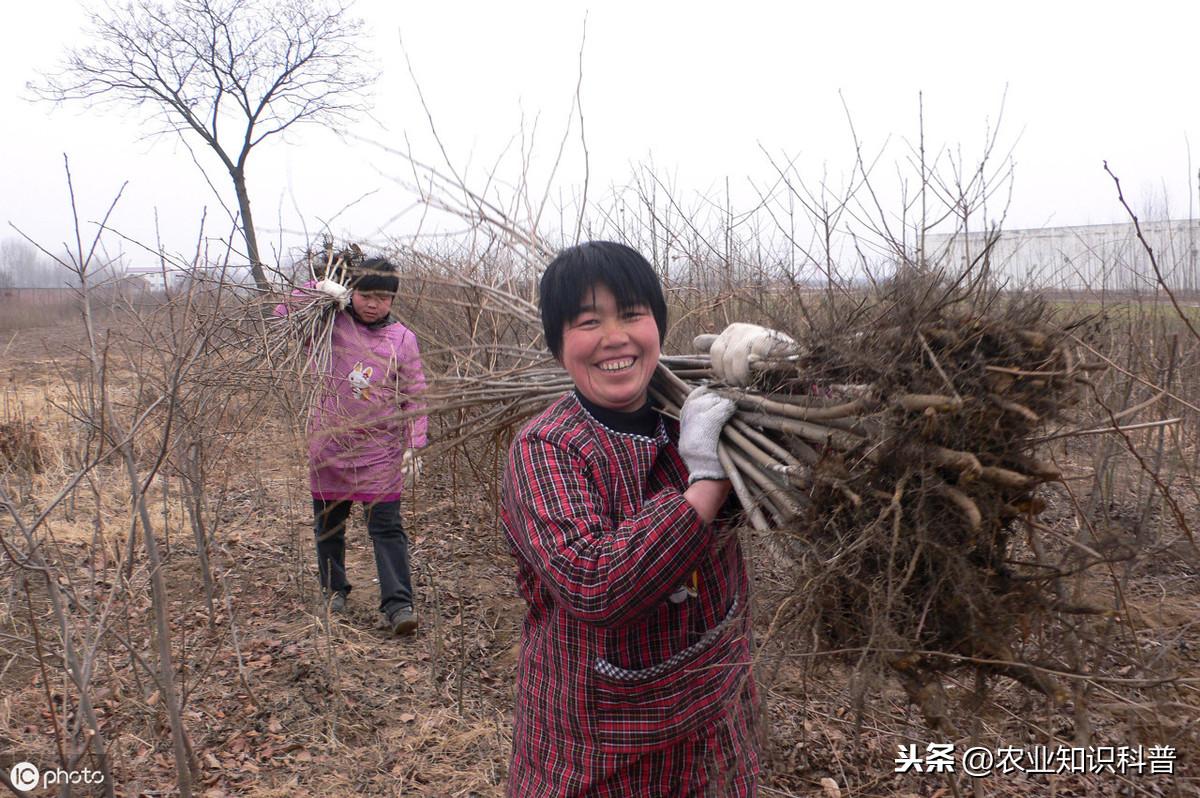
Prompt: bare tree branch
<box><xmin>32</xmin><ymin>0</ymin><xmax>377</xmax><ymax>290</ymax></box>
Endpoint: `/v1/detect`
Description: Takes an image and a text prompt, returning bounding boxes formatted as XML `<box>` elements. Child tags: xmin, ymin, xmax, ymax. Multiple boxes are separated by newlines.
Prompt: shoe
<box><xmin>388</xmin><ymin>606</ymin><xmax>418</xmax><ymax>636</ymax></box>
<box><xmin>328</xmin><ymin>592</ymin><xmax>348</xmax><ymax>614</ymax></box>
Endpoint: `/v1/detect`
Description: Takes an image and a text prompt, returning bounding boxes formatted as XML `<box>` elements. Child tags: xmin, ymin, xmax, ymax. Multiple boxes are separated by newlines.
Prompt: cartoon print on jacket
<box><xmin>348</xmin><ymin>361</ymin><xmax>374</xmax><ymax>400</ymax></box>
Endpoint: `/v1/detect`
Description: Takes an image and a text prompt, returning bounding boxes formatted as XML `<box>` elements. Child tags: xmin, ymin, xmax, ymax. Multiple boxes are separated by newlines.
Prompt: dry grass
<box><xmin>4</xmin><ymin>100</ymin><xmax>1196</xmax><ymax>794</ymax></box>
<box><xmin>0</xmin><ymin>302</ymin><xmax>1195</xmax><ymax>792</ymax></box>
<box><xmin>0</xmin><ymin>284</ymin><xmax>1196</xmax><ymax>797</ymax></box>
<box><xmin>0</xmin><ymin>300</ymin><xmax>78</xmax><ymax>332</ymax></box>
<box><xmin>0</xmin><ymin>420</ymin><xmax>46</xmax><ymax>475</ymax></box>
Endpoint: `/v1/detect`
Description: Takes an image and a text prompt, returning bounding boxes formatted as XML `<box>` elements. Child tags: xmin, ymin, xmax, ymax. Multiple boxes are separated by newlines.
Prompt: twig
<box><xmin>1036</xmin><ymin>417</ymin><xmax>1181</xmax><ymax>443</ymax></box>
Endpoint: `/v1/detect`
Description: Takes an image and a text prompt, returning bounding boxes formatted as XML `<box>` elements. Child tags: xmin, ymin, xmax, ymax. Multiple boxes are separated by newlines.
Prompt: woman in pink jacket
<box><xmin>281</xmin><ymin>257</ymin><xmax>428</xmax><ymax>635</ymax></box>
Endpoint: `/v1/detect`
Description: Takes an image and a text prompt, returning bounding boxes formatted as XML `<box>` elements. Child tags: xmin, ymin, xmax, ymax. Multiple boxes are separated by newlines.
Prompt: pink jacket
<box><xmin>277</xmin><ymin>287</ymin><xmax>428</xmax><ymax>501</ymax></box>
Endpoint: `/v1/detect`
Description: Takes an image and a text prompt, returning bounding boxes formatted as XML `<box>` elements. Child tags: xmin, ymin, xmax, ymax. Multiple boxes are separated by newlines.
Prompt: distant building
<box><xmin>925</xmin><ymin>219</ymin><xmax>1199</xmax><ymax>294</ymax></box>
<box><xmin>0</xmin><ymin>286</ymin><xmax>80</xmax><ymax>305</ymax></box>
<box><xmin>0</xmin><ymin>275</ymin><xmax>155</xmax><ymax>306</ymax></box>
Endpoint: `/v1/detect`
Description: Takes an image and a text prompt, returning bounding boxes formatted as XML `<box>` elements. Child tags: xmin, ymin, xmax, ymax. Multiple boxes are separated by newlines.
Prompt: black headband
<box><xmin>350</xmin><ymin>271</ymin><xmax>400</xmax><ymax>294</ymax></box>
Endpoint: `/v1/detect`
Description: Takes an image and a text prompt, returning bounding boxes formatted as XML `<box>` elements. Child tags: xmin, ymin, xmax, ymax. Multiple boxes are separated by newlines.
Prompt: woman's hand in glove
<box><xmin>677</xmin><ymin>388</ymin><xmax>737</xmax><ymax>523</ymax></box>
<box><xmin>678</xmin><ymin>387</ymin><xmax>736</xmax><ymax>483</ymax></box>
<box><xmin>703</xmin><ymin>323</ymin><xmax>797</xmax><ymax>386</ymax></box>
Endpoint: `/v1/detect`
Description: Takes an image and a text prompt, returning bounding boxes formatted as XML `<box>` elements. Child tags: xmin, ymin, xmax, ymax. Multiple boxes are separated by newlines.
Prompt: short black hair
<box><xmin>539</xmin><ymin>241</ymin><xmax>668</xmax><ymax>359</ymax></box>
<box><xmin>350</xmin><ymin>256</ymin><xmax>399</xmax><ymax>294</ymax></box>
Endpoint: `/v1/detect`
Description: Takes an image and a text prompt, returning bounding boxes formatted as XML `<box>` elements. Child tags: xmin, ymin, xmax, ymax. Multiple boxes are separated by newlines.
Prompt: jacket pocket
<box><xmin>592</xmin><ymin>597</ymin><xmax>747</xmax><ymax>753</ymax></box>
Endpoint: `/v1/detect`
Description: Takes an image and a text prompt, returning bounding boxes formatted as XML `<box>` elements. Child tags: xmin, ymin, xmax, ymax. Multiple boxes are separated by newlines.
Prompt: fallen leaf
<box><xmin>399</xmin><ymin>712</ymin><xmax>416</xmax><ymax>723</ymax></box>
<box><xmin>820</xmin><ymin>778</ymin><xmax>841</xmax><ymax>798</ymax></box>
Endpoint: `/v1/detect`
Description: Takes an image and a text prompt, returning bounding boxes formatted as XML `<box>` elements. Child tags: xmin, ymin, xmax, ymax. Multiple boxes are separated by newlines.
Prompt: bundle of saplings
<box><xmin>652</xmin><ymin>269</ymin><xmax>1106</xmax><ymax>731</ymax></box>
<box><xmin>404</xmin><ymin>264</ymin><xmax>1135</xmax><ymax>731</ymax></box>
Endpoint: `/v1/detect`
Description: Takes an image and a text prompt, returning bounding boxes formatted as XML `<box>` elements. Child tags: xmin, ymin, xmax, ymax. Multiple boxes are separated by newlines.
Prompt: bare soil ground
<box><xmin>1</xmin><ymin>322</ymin><xmax>1197</xmax><ymax>797</ymax></box>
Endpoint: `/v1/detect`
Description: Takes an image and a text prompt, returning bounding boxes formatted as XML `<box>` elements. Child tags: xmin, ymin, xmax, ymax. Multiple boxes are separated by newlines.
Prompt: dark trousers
<box><xmin>313</xmin><ymin>498</ymin><xmax>413</xmax><ymax>614</ymax></box>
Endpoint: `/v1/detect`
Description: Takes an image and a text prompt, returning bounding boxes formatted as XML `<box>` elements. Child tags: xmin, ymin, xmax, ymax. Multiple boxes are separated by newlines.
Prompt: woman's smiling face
<box><xmin>559</xmin><ymin>283</ymin><xmax>660</xmax><ymax>413</ymax></box>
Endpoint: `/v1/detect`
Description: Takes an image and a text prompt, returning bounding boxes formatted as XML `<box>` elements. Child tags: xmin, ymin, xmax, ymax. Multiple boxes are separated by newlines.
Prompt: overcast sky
<box><xmin>3</xmin><ymin>0</ymin><xmax>1198</xmax><ymax>272</ymax></box>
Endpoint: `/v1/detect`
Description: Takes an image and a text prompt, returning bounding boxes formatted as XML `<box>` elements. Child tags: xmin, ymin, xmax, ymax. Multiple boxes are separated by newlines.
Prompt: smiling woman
<box><xmin>539</xmin><ymin>241</ymin><xmax>669</xmax><ymax>412</ymax></box>
<box><xmin>559</xmin><ymin>283</ymin><xmax>661</xmax><ymax>412</ymax></box>
<box><xmin>499</xmin><ymin>241</ymin><xmax>757</xmax><ymax>797</ymax></box>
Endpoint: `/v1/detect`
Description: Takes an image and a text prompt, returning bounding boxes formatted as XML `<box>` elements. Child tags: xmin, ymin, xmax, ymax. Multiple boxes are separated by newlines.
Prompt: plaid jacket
<box><xmin>501</xmin><ymin>393</ymin><xmax>759</xmax><ymax>797</ymax></box>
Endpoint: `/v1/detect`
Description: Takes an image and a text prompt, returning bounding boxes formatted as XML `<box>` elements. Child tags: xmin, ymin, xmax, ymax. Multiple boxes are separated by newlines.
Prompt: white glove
<box><xmin>402</xmin><ymin>448</ymin><xmax>423</xmax><ymax>487</ymax></box>
<box><xmin>705</xmin><ymin>323</ymin><xmax>797</xmax><ymax>386</ymax></box>
<box><xmin>315</xmin><ymin>279</ymin><xmax>350</xmax><ymax>309</ymax></box>
<box><xmin>677</xmin><ymin>387</ymin><xmax>736</xmax><ymax>483</ymax></box>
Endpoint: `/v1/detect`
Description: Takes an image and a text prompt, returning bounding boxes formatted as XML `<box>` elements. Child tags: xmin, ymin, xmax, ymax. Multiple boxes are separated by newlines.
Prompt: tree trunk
<box><xmin>231</xmin><ymin>169</ymin><xmax>270</xmax><ymax>292</ymax></box>
<box><xmin>184</xmin><ymin>440</ymin><xmax>217</xmax><ymax>624</ymax></box>
<box><xmin>121</xmin><ymin>441</ymin><xmax>195</xmax><ymax>798</ymax></box>
<box><xmin>75</xmin><ymin>230</ymin><xmax>192</xmax><ymax>797</ymax></box>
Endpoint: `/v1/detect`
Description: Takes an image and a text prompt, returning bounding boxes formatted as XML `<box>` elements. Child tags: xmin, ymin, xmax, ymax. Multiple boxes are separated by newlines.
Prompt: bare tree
<box><xmin>33</xmin><ymin>0</ymin><xmax>376</xmax><ymax>290</ymax></box>
<box><xmin>1</xmin><ymin>237</ymin><xmax>71</xmax><ymax>287</ymax></box>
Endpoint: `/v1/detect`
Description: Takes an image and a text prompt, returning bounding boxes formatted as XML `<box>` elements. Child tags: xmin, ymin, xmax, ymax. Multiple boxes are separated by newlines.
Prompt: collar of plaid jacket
<box><xmin>573</xmin><ymin>389</ymin><xmax>659</xmax><ymax>437</ymax></box>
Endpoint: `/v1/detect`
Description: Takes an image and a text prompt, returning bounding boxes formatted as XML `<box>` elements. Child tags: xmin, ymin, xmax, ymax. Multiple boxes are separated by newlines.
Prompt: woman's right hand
<box><xmin>677</xmin><ymin>387</ymin><xmax>737</xmax><ymax>523</ymax></box>
<box><xmin>677</xmin><ymin>387</ymin><xmax>736</xmax><ymax>483</ymax></box>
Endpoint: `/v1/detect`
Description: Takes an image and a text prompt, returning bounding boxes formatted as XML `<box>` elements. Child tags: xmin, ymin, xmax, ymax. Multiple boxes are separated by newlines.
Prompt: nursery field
<box><xmin>1</xmin><ymin>282</ymin><xmax>1197</xmax><ymax>797</ymax></box>
<box><xmin>8</xmin><ymin>1</ymin><xmax>1200</xmax><ymax>791</ymax></box>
